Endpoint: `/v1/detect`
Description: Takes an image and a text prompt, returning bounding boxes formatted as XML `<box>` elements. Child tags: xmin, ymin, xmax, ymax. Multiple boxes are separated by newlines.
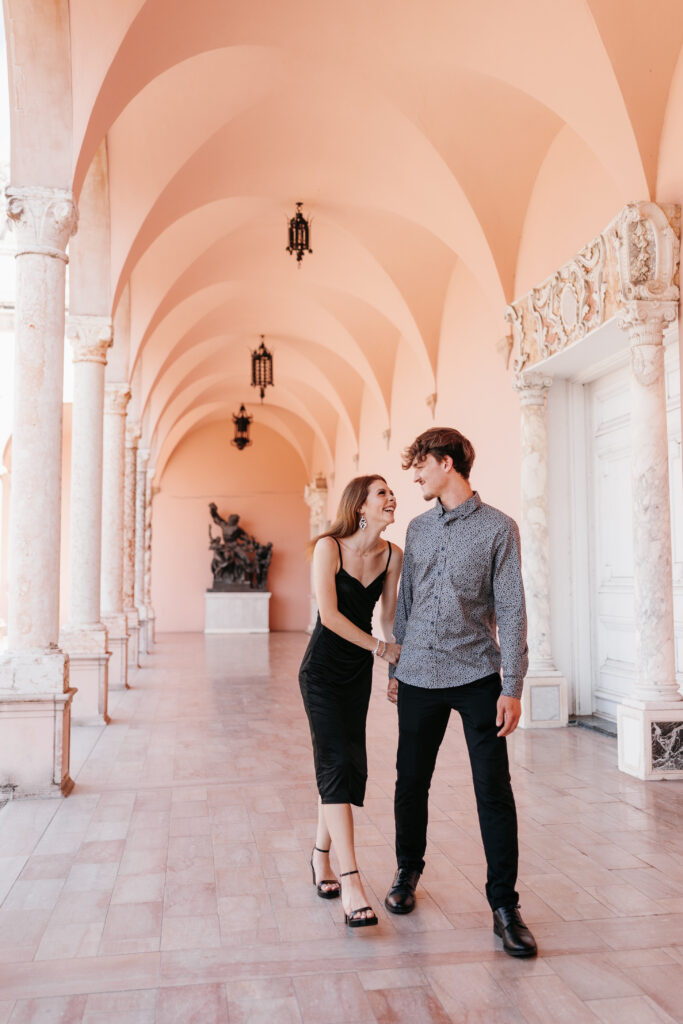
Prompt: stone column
<box><xmin>617</xmin><ymin>299</ymin><xmax>682</xmax><ymax>776</ymax></box>
<box><xmin>135</xmin><ymin>448</ymin><xmax>149</xmax><ymax>654</ymax></box>
<box><xmin>101</xmin><ymin>383</ymin><xmax>131</xmax><ymax>689</ymax></box>
<box><xmin>123</xmin><ymin>423</ymin><xmax>141</xmax><ymax>670</ymax></box>
<box><xmin>0</xmin><ymin>186</ymin><xmax>77</xmax><ymax>797</ymax></box>
<box><xmin>59</xmin><ymin>315</ymin><xmax>112</xmax><ymax>725</ymax></box>
<box><xmin>512</xmin><ymin>372</ymin><xmax>568</xmax><ymax>729</ymax></box>
<box><xmin>304</xmin><ymin>474</ymin><xmax>328</xmax><ymax>633</ymax></box>
<box><xmin>143</xmin><ymin>465</ymin><xmax>156</xmax><ymax>649</ymax></box>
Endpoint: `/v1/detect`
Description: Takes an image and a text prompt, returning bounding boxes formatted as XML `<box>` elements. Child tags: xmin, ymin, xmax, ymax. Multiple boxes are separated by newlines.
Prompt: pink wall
<box><xmin>152</xmin><ymin>419</ymin><xmax>310</xmax><ymax>632</ymax></box>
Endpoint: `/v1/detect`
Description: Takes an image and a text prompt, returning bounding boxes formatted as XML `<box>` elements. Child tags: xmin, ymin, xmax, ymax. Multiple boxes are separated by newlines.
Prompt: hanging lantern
<box><xmin>231</xmin><ymin>404</ymin><xmax>253</xmax><ymax>451</ymax></box>
<box><xmin>286</xmin><ymin>201</ymin><xmax>312</xmax><ymax>264</ymax></box>
<box><xmin>251</xmin><ymin>335</ymin><xmax>274</xmax><ymax>401</ymax></box>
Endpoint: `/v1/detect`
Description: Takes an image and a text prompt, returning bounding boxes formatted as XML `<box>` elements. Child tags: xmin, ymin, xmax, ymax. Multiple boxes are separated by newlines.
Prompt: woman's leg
<box><xmin>311</xmin><ymin>796</ymin><xmax>338</xmax><ymax>894</ymax></box>
<box><xmin>323</xmin><ymin>802</ymin><xmax>374</xmax><ymax>919</ymax></box>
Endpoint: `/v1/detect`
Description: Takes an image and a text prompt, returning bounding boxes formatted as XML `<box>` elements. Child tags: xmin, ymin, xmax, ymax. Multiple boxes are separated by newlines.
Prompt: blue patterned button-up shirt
<box><xmin>392</xmin><ymin>492</ymin><xmax>528</xmax><ymax>699</ymax></box>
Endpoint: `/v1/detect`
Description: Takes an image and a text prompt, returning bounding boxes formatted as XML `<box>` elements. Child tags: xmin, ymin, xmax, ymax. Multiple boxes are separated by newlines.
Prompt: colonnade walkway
<box><xmin>0</xmin><ymin>634</ymin><xmax>682</xmax><ymax>1022</ymax></box>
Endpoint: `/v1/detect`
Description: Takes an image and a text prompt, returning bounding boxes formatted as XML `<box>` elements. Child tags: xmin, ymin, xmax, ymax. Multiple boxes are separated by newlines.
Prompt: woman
<box><xmin>299</xmin><ymin>475</ymin><xmax>402</xmax><ymax>928</ymax></box>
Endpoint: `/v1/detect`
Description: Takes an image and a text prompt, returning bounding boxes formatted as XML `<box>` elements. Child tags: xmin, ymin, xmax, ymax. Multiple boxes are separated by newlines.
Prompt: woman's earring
<box><xmin>359</xmin><ymin>514</ymin><xmax>367</xmax><ymax>531</ymax></box>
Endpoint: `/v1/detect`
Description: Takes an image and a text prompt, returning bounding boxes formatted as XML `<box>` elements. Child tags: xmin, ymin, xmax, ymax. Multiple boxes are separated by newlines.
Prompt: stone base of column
<box><xmin>125</xmin><ymin>609</ymin><xmax>140</xmax><ymax>669</ymax></box>
<box><xmin>138</xmin><ymin>611</ymin><xmax>148</xmax><ymax>655</ymax></box>
<box><xmin>519</xmin><ymin>670</ymin><xmax>569</xmax><ymax>729</ymax></box>
<box><xmin>617</xmin><ymin>698</ymin><xmax>683</xmax><ymax>780</ymax></box>
<box><xmin>102</xmin><ymin>614</ymin><xmax>129</xmax><ymax>690</ymax></box>
<box><xmin>0</xmin><ymin>651</ymin><xmax>75</xmax><ymax>798</ymax></box>
<box><xmin>60</xmin><ymin>625</ymin><xmax>110</xmax><ymax>725</ymax></box>
<box><xmin>146</xmin><ymin>609</ymin><xmax>155</xmax><ymax>650</ymax></box>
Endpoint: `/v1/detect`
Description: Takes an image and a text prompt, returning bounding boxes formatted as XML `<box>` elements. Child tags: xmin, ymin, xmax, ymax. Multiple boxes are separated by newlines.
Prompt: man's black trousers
<box><xmin>394</xmin><ymin>673</ymin><xmax>519</xmax><ymax>911</ymax></box>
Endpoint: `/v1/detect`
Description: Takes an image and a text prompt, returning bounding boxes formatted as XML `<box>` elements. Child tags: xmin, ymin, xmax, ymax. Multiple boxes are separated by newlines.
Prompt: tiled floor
<box><xmin>0</xmin><ymin>633</ymin><xmax>682</xmax><ymax>1023</ymax></box>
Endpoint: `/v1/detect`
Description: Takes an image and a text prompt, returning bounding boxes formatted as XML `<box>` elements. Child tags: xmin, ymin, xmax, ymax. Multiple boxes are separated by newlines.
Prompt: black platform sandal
<box><xmin>310</xmin><ymin>846</ymin><xmax>340</xmax><ymax>899</ymax></box>
<box><xmin>340</xmin><ymin>869</ymin><xmax>378</xmax><ymax>928</ymax></box>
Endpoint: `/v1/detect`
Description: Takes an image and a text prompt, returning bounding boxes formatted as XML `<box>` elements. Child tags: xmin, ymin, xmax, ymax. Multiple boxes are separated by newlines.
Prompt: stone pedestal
<box><xmin>60</xmin><ymin>625</ymin><xmax>109</xmax><ymax>725</ymax></box>
<box><xmin>618</xmin><ymin>699</ymin><xmax>683</xmax><ymax>780</ymax></box>
<box><xmin>103</xmin><ymin>612</ymin><xmax>129</xmax><ymax>690</ymax></box>
<box><xmin>204</xmin><ymin>592</ymin><xmax>271</xmax><ymax>633</ymax></box>
<box><xmin>519</xmin><ymin>670</ymin><xmax>569</xmax><ymax>729</ymax></box>
<box><xmin>0</xmin><ymin>652</ymin><xmax>75</xmax><ymax>798</ymax></box>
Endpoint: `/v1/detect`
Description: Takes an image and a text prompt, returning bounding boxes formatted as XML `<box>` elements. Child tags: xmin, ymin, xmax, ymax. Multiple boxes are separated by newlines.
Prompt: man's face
<box><xmin>412</xmin><ymin>454</ymin><xmax>447</xmax><ymax>501</ymax></box>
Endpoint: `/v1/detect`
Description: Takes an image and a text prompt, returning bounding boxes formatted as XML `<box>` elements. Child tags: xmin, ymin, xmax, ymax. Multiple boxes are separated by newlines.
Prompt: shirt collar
<box><xmin>437</xmin><ymin>491</ymin><xmax>481</xmax><ymax>522</ymax></box>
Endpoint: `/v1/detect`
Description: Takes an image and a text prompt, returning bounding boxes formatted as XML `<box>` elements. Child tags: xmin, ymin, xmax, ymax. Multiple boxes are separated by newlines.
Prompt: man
<box><xmin>384</xmin><ymin>427</ymin><xmax>537</xmax><ymax>958</ymax></box>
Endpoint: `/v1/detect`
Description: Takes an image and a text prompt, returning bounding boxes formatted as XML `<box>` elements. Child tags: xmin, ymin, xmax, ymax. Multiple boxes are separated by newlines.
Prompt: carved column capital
<box><xmin>125</xmin><ymin>422</ymin><xmax>141</xmax><ymax>449</ymax></box>
<box><xmin>5</xmin><ymin>186</ymin><xmax>78</xmax><ymax>261</ymax></box>
<box><xmin>67</xmin><ymin>315</ymin><xmax>113</xmax><ymax>364</ymax></box>
<box><xmin>617</xmin><ymin>298</ymin><xmax>678</xmax><ymax>349</ymax></box>
<box><xmin>512</xmin><ymin>370</ymin><xmax>553</xmax><ymax>406</ymax></box>
<box><xmin>613</xmin><ymin>202</ymin><xmax>679</xmax><ymax>304</ymax></box>
<box><xmin>104</xmin><ymin>383</ymin><xmax>131</xmax><ymax>416</ymax></box>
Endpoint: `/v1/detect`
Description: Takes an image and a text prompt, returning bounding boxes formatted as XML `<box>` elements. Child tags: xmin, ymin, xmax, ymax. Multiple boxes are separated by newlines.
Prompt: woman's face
<box><xmin>360</xmin><ymin>479</ymin><xmax>396</xmax><ymax>528</ymax></box>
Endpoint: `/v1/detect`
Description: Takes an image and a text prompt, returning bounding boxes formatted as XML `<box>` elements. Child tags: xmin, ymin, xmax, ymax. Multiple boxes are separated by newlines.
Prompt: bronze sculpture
<box><xmin>208</xmin><ymin>503</ymin><xmax>273</xmax><ymax>591</ymax></box>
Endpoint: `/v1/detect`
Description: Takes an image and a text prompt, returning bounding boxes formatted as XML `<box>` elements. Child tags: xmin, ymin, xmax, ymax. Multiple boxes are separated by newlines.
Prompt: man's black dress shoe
<box><xmin>384</xmin><ymin>868</ymin><xmax>421</xmax><ymax>915</ymax></box>
<box><xmin>492</xmin><ymin>905</ymin><xmax>537</xmax><ymax>958</ymax></box>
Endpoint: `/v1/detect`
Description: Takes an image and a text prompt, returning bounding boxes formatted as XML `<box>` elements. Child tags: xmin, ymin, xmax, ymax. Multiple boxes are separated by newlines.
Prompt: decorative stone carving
<box><xmin>67</xmin><ymin>315</ymin><xmax>113</xmax><ymax>364</ymax></box>
<box><xmin>506</xmin><ymin>202</ymin><xmax>680</xmax><ymax>372</ymax></box>
<box><xmin>527</xmin><ymin>235</ymin><xmax>606</xmax><ymax>362</ymax></box>
<box><xmin>5</xmin><ymin>186</ymin><xmax>78</xmax><ymax>261</ymax></box>
<box><xmin>104</xmin><ymin>384</ymin><xmax>131</xmax><ymax>416</ymax></box>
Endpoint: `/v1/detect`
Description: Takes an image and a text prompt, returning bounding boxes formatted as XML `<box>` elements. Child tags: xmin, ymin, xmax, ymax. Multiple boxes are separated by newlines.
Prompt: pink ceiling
<box><xmin>10</xmin><ymin>0</ymin><xmax>674</xmax><ymax>468</ymax></box>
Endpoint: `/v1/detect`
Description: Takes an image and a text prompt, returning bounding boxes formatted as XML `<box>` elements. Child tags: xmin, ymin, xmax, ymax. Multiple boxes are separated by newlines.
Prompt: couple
<box><xmin>298</xmin><ymin>426</ymin><xmax>537</xmax><ymax>958</ymax></box>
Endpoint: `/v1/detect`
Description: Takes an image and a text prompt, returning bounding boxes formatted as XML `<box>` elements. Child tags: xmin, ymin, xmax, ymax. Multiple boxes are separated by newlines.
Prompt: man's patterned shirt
<box><xmin>392</xmin><ymin>492</ymin><xmax>528</xmax><ymax>699</ymax></box>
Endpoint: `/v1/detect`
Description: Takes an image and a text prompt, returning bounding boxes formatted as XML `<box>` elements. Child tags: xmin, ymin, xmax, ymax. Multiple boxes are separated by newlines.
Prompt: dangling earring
<box><xmin>359</xmin><ymin>514</ymin><xmax>367</xmax><ymax>531</ymax></box>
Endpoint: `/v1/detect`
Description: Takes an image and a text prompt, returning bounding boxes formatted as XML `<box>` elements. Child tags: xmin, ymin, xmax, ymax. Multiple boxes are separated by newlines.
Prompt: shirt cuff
<box><xmin>502</xmin><ymin>676</ymin><xmax>524</xmax><ymax>700</ymax></box>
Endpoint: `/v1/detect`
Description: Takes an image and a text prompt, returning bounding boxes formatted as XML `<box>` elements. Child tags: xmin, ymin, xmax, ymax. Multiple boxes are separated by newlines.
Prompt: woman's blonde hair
<box><xmin>309</xmin><ymin>475</ymin><xmax>386</xmax><ymax>555</ymax></box>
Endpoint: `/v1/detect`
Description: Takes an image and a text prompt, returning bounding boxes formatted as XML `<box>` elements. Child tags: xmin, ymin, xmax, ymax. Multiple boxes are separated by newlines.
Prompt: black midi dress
<box><xmin>299</xmin><ymin>538</ymin><xmax>392</xmax><ymax>806</ymax></box>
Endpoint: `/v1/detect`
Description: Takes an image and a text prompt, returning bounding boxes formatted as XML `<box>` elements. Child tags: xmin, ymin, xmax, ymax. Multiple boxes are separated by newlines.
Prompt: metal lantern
<box><xmin>231</xmin><ymin>404</ymin><xmax>253</xmax><ymax>451</ymax></box>
<box><xmin>251</xmin><ymin>335</ymin><xmax>274</xmax><ymax>401</ymax></box>
<box><xmin>286</xmin><ymin>201</ymin><xmax>312</xmax><ymax>264</ymax></box>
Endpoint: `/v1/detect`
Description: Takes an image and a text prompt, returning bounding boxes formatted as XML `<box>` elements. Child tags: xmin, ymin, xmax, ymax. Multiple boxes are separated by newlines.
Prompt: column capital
<box><xmin>67</xmin><ymin>315</ymin><xmax>113</xmax><ymax>364</ymax></box>
<box><xmin>618</xmin><ymin>298</ymin><xmax>678</xmax><ymax>349</ymax></box>
<box><xmin>512</xmin><ymin>370</ymin><xmax>553</xmax><ymax>406</ymax></box>
<box><xmin>104</xmin><ymin>383</ymin><xmax>131</xmax><ymax>416</ymax></box>
<box><xmin>5</xmin><ymin>186</ymin><xmax>78</xmax><ymax>261</ymax></box>
<box><xmin>125</xmin><ymin>422</ymin><xmax>142</xmax><ymax>449</ymax></box>
<box><xmin>304</xmin><ymin>476</ymin><xmax>328</xmax><ymax>512</ymax></box>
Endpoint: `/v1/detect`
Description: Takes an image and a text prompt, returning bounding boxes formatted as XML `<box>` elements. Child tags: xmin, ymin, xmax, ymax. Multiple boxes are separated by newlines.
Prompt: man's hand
<box><xmin>387</xmin><ymin>678</ymin><xmax>398</xmax><ymax>704</ymax></box>
<box><xmin>380</xmin><ymin>642</ymin><xmax>402</xmax><ymax>666</ymax></box>
<box><xmin>496</xmin><ymin>695</ymin><xmax>521</xmax><ymax>737</ymax></box>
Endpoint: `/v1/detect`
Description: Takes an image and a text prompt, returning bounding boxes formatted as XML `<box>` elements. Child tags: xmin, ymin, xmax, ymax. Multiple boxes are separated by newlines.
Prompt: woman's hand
<box><xmin>380</xmin><ymin>641</ymin><xmax>401</xmax><ymax>666</ymax></box>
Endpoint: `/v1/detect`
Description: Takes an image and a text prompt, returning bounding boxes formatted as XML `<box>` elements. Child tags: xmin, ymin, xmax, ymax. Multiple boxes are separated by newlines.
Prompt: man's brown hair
<box><xmin>402</xmin><ymin>427</ymin><xmax>475</xmax><ymax>479</ymax></box>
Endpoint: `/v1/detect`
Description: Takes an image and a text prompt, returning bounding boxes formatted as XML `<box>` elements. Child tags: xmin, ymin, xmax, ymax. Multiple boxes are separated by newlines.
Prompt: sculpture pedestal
<box><xmin>519</xmin><ymin>670</ymin><xmax>569</xmax><ymax>729</ymax></box>
<box><xmin>204</xmin><ymin>591</ymin><xmax>271</xmax><ymax>634</ymax></box>
<box><xmin>617</xmin><ymin>698</ymin><xmax>683</xmax><ymax>780</ymax></box>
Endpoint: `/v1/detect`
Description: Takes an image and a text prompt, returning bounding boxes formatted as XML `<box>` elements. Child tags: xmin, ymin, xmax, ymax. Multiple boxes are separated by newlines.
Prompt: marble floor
<box><xmin>0</xmin><ymin>633</ymin><xmax>682</xmax><ymax>1023</ymax></box>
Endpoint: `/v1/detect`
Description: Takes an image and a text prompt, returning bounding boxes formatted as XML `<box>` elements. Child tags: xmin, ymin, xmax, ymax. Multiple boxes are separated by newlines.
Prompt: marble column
<box><xmin>101</xmin><ymin>383</ymin><xmax>131</xmax><ymax>689</ymax></box>
<box><xmin>143</xmin><ymin>465</ymin><xmax>156</xmax><ymax>649</ymax></box>
<box><xmin>512</xmin><ymin>371</ymin><xmax>568</xmax><ymax>728</ymax></box>
<box><xmin>0</xmin><ymin>186</ymin><xmax>77</xmax><ymax>797</ymax></box>
<box><xmin>123</xmin><ymin>423</ymin><xmax>141</xmax><ymax>670</ymax></box>
<box><xmin>617</xmin><ymin>299</ymin><xmax>683</xmax><ymax>778</ymax></box>
<box><xmin>135</xmin><ymin>448</ymin><xmax>149</xmax><ymax>655</ymax></box>
<box><xmin>60</xmin><ymin>315</ymin><xmax>112</xmax><ymax>725</ymax></box>
<box><xmin>304</xmin><ymin>475</ymin><xmax>328</xmax><ymax>633</ymax></box>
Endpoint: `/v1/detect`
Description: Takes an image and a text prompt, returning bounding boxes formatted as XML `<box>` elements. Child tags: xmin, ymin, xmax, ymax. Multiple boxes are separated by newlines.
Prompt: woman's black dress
<box><xmin>299</xmin><ymin>538</ymin><xmax>392</xmax><ymax>806</ymax></box>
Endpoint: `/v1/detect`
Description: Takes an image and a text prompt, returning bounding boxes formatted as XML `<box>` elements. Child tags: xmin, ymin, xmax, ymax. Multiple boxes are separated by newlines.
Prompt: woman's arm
<box><xmin>314</xmin><ymin>537</ymin><xmax>400</xmax><ymax>664</ymax></box>
<box><xmin>379</xmin><ymin>544</ymin><xmax>403</xmax><ymax>643</ymax></box>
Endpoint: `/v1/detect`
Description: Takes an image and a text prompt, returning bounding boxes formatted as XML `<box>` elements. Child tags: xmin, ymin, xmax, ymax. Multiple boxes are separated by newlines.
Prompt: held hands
<box><xmin>380</xmin><ymin>641</ymin><xmax>401</xmax><ymax>667</ymax></box>
<box><xmin>387</xmin><ymin>677</ymin><xmax>398</xmax><ymax>704</ymax></box>
<box><xmin>496</xmin><ymin>695</ymin><xmax>521</xmax><ymax>737</ymax></box>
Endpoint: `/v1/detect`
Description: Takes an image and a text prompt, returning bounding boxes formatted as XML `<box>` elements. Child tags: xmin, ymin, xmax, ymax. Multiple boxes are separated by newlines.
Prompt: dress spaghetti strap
<box><xmin>333</xmin><ymin>536</ymin><xmax>343</xmax><ymax>569</ymax></box>
<box><xmin>385</xmin><ymin>542</ymin><xmax>392</xmax><ymax>571</ymax></box>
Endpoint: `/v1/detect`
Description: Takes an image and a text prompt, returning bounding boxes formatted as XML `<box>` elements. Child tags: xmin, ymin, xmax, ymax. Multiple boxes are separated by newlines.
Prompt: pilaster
<box><xmin>101</xmin><ymin>383</ymin><xmax>131</xmax><ymax>689</ymax></box>
<box><xmin>512</xmin><ymin>372</ymin><xmax>568</xmax><ymax>728</ymax></box>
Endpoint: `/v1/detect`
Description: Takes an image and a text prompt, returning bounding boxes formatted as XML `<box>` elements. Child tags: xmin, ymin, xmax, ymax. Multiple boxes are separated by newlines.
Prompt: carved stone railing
<box><xmin>506</xmin><ymin>202</ymin><xmax>680</xmax><ymax>371</ymax></box>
